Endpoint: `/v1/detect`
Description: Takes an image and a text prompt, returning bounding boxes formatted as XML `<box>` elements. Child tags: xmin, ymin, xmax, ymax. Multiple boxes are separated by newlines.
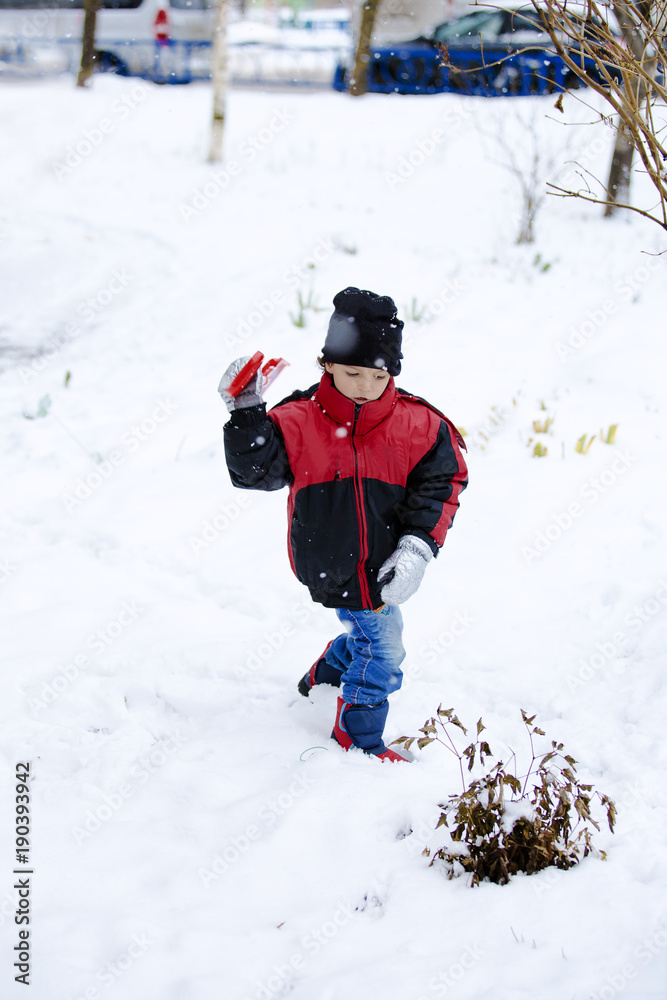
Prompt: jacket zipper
<box><xmin>351</xmin><ymin>405</ymin><xmax>373</xmax><ymax>609</ymax></box>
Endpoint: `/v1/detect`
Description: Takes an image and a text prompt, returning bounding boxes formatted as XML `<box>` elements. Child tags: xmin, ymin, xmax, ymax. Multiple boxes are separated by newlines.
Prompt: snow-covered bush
<box><xmin>393</xmin><ymin>708</ymin><xmax>616</xmax><ymax>887</ymax></box>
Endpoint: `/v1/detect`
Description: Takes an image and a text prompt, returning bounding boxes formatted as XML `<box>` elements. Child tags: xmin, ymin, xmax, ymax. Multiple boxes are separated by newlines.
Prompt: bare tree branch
<box><xmin>547</xmin><ymin>179</ymin><xmax>667</xmax><ymax>229</ymax></box>
<box><xmin>528</xmin><ymin>0</ymin><xmax>667</xmax><ymax>228</ymax></box>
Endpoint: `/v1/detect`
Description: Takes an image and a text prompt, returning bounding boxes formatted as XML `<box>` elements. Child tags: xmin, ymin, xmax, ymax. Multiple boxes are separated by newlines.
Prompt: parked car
<box><xmin>0</xmin><ymin>0</ymin><xmax>215</xmax><ymax>81</ymax></box>
<box><xmin>334</xmin><ymin>3</ymin><xmax>623</xmax><ymax>96</ymax></box>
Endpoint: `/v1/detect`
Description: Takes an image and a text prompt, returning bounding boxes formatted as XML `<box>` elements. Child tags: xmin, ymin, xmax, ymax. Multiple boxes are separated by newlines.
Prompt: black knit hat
<box><xmin>321</xmin><ymin>287</ymin><xmax>404</xmax><ymax>376</ymax></box>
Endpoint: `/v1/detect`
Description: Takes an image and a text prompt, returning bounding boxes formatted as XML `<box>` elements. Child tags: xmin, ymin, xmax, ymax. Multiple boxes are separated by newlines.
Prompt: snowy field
<box><xmin>1</xmin><ymin>75</ymin><xmax>667</xmax><ymax>1000</ymax></box>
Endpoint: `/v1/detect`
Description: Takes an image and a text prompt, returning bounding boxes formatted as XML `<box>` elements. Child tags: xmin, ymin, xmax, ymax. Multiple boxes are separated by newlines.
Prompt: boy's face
<box><xmin>325</xmin><ymin>363</ymin><xmax>390</xmax><ymax>404</ymax></box>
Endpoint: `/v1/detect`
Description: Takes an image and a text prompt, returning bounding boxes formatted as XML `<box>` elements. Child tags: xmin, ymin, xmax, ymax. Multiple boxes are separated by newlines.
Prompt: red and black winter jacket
<box><xmin>224</xmin><ymin>373</ymin><xmax>468</xmax><ymax>611</ymax></box>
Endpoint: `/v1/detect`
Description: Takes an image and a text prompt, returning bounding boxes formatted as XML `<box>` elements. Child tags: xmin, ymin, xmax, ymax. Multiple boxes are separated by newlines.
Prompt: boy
<box><xmin>220</xmin><ymin>287</ymin><xmax>468</xmax><ymax>762</ymax></box>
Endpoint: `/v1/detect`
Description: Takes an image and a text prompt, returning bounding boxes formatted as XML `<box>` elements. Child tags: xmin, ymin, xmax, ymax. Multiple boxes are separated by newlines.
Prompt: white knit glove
<box><xmin>218</xmin><ymin>357</ymin><xmax>264</xmax><ymax>413</ymax></box>
<box><xmin>378</xmin><ymin>535</ymin><xmax>433</xmax><ymax>606</ymax></box>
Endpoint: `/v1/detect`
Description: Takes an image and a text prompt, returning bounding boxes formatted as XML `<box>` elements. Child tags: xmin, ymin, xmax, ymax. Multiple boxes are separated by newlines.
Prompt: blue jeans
<box><xmin>324</xmin><ymin>606</ymin><xmax>405</xmax><ymax>707</ymax></box>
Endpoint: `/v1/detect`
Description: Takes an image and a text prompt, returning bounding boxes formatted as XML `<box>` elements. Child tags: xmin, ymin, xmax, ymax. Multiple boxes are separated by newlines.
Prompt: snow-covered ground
<box><xmin>1</xmin><ymin>76</ymin><xmax>666</xmax><ymax>1000</ymax></box>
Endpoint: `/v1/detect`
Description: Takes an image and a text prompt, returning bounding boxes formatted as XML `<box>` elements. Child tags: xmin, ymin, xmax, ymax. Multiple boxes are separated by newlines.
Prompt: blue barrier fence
<box><xmin>0</xmin><ymin>37</ymin><xmax>344</xmax><ymax>85</ymax></box>
<box><xmin>0</xmin><ymin>36</ymin><xmax>616</xmax><ymax>93</ymax></box>
<box><xmin>333</xmin><ymin>46</ymin><xmax>581</xmax><ymax>96</ymax></box>
<box><xmin>0</xmin><ymin>37</ymin><xmax>208</xmax><ymax>83</ymax></box>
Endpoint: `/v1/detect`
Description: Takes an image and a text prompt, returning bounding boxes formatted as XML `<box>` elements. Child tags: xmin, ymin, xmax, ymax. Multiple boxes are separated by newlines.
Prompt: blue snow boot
<box><xmin>297</xmin><ymin>640</ymin><xmax>344</xmax><ymax>697</ymax></box>
<box><xmin>332</xmin><ymin>696</ymin><xmax>412</xmax><ymax>762</ymax></box>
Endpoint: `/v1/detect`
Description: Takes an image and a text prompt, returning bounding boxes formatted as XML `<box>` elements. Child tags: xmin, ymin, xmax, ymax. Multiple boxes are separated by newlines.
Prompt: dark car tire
<box><xmin>94</xmin><ymin>50</ymin><xmax>130</xmax><ymax>76</ymax></box>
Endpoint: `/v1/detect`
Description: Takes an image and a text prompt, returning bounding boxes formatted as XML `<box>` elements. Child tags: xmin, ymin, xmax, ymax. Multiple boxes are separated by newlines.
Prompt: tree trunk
<box><xmin>604</xmin><ymin>1</ymin><xmax>654</xmax><ymax>215</ymax></box>
<box><xmin>349</xmin><ymin>0</ymin><xmax>381</xmax><ymax>97</ymax></box>
<box><xmin>208</xmin><ymin>0</ymin><xmax>229</xmax><ymax>163</ymax></box>
<box><xmin>604</xmin><ymin>122</ymin><xmax>634</xmax><ymax>215</ymax></box>
<box><xmin>77</xmin><ymin>0</ymin><xmax>100</xmax><ymax>88</ymax></box>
